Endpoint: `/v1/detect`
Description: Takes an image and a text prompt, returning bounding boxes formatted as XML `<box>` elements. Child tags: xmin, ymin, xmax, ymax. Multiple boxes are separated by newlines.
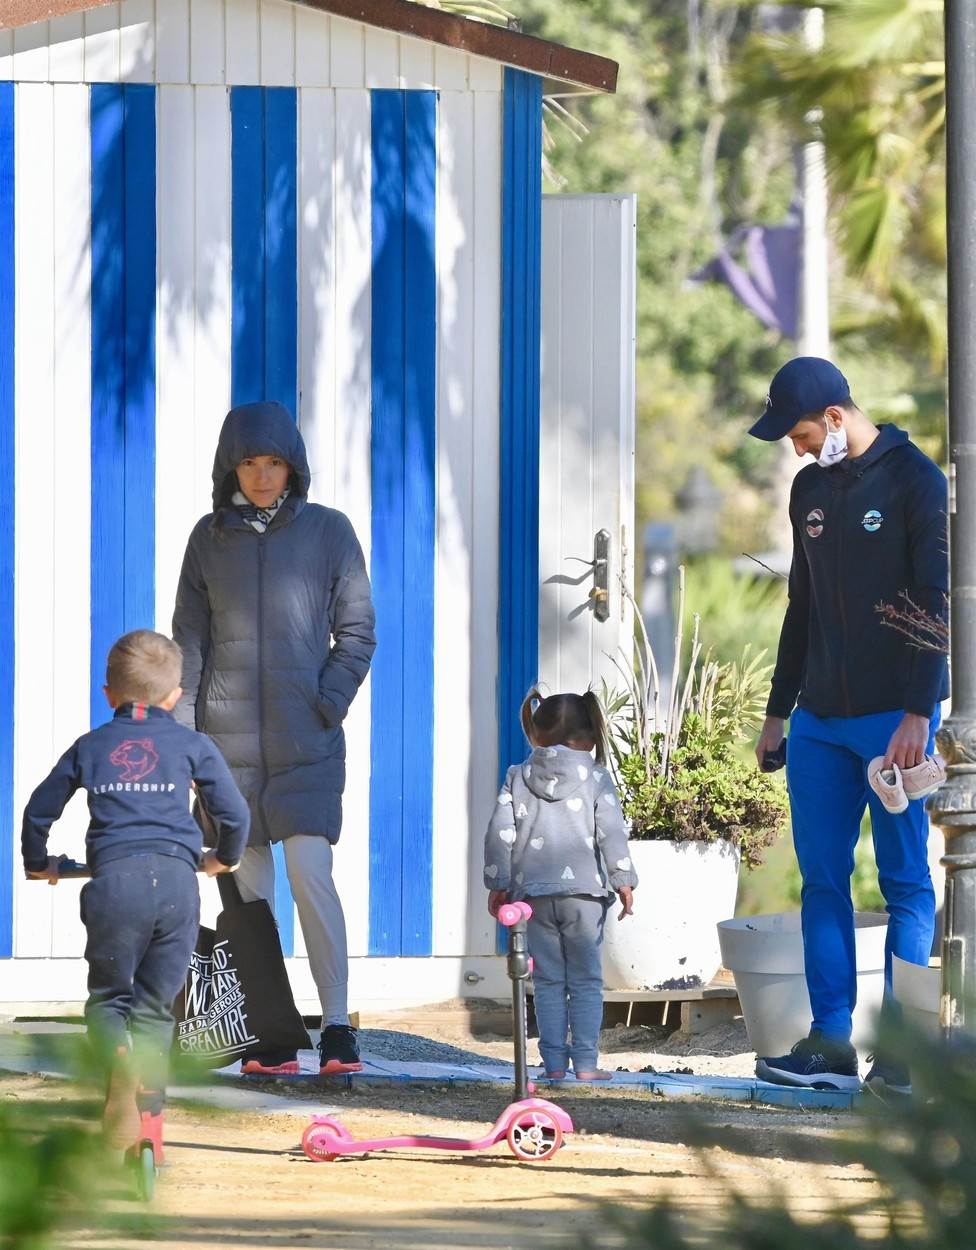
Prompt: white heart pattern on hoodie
<box><xmin>566</xmin><ymin>797</ymin><xmax>583</xmax><ymax>812</ymax></box>
<box><xmin>498</xmin><ymin>828</ymin><xmax>517</xmax><ymax>845</ymax></box>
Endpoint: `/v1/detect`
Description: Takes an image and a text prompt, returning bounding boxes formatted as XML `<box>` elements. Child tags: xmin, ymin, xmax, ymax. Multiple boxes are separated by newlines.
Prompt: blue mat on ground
<box><xmin>222</xmin><ymin>1050</ymin><xmax>860</xmax><ymax>1111</ymax></box>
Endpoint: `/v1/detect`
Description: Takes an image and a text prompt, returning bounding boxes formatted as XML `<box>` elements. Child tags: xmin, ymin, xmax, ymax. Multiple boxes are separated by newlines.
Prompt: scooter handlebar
<box><xmin>497</xmin><ymin>900</ymin><xmax>533</xmax><ymax>926</ymax></box>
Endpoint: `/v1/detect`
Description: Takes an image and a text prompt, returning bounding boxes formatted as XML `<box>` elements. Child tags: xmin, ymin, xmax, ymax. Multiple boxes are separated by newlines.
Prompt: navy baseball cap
<box><xmin>749</xmin><ymin>357</ymin><xmax>851</xmax><ymax>441</ymax></box>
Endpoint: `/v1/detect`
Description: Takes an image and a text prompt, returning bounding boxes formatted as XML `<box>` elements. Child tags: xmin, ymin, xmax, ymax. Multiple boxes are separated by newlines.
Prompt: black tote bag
<box><xmin>173</xmin><ymin>873</ymin><xmax>311</xmax><ymax>1067</ymax></box>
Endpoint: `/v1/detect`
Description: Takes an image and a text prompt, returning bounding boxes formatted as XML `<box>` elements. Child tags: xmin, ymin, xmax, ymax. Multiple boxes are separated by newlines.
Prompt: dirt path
<box><xmin>6</xmin><ymin>1069</ymin><xmax>885</xmax><ymax>1250</ymax></box>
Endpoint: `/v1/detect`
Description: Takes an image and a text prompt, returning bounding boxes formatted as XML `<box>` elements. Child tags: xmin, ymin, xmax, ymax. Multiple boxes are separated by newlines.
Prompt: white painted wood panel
<box><xmin>190</xmin><ymin>0</ymin><xmax>226</xmax><ymax>84</ymax></box>
<box><xmin>259</xmin><ymin>0</ymin><xmax>294</xmax><ymax>85</ymax></box>
<box><xmin>538</xmin><ymin>195</ymin><xmax>637</xmax><ymax>700</ymax></box>
<box><xmin>398</xmin><ymin>34</ymin><xmax>434</xmax><ymax>90</ymax></box>
<box><xmin>467</xmin><ymin>90</ymin><xmax>501</xmax><ymax>957</ymax></box>
<box><xmin>155</xmin><ymin>85</ymin><xmax>198</xmax><ymax>633</ymax></box>
<box><xmin>13</xmin><ymin>20</ymin><xmax>50</xmax><ymax>81</ymax></box>
<box><xmin>155</xmin><ymin>0</ymin><xmax>189</xmax><ymax>82</ymax></box>
<box><xmin>0</xmin><ymin>31</ymin><xmax>13</xmax><ymax>80</ymax></box>
<box><xmin>329</xmin><ymin>89</ymin><xmax>371</xmax><ymax>957</ymax></box>
<box><xmin>434</xmin><ymin>46</ymin><xmax>467</xmax><ymax>91</ymax></box>
<box><xmin>14</xmin><ymin>84</ymin><xmax>56</xmax><ymax>958</ymax></box>
<box><xmin>192</xmin><ymin>86</ymin><xmax>232</xmax><ymax>522</ymax></box>
<box><xmin>433</xmin><ymin>90</ymin><xmax>474</xmax><ymax>957</ymax></box>
<box><xmin>294</xmin><ymin>4</ymin><xmax>330</xmax><ymax>87</ymax></box>
<box><xmin>225</xmin><ymin>0</ymin><xmax>260</xmax><ymax>85</ymax></box>
<box><xmin>48</xmin><ymin>13</ymin><xmax>86</xmax><ymax>82</ymax></box>
<box><xmin>120</xmin><ymin>0</ymin><xmax>155</xmax><ymax>83</ymax></box>
<box><xmin>49</xmin><ymin>84</ymin><xmax>92</xmax><ymax>956</ymax></box>
<box><xmin>466</xmin><ymin>53</ymin><xmax>501</xmax><ymax>92</ymax></box>
<box><xmin>329</xmin><ymin>16</ymin><xmax>363</xmax><ymax>89</ymax></box>
<box><xmin>84</xmin><ymin>3</ymin><xmax>121</xmax><ymax>83</ymax></box>
<box><xmin>363</xmin><ymin>26</ymin><xmax>396</xmax><ymax>89</ymax></box>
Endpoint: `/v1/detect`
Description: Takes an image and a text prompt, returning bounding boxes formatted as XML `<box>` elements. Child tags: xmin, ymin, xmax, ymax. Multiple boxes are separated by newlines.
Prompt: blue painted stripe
<box><xmin>498</xmin><ymin>69</ymin><xmax>542</xmax><ymax>781</ymax></box>
<box><xmin>90</xmin><ymin>84</ymin><xmax>157</xmax><ymax>729</ymax></box>
<box><xmin>497</xmin><ymin>71</ymin><xmax>542</xmax><ymax>953</ymax></box>
<box><xmin>0</xmin><ymin>83</ymin><xmax>14</xmax><ymax>958</ymax></box>
<box><xmin>230</xmin><ymin>87</ymin><xmax>298</xmax><ymax>954</ymax></box>
<box><xmin>368</xmin><ymin>90</ymin><xmax>437</xmax><ymax>956</ymax></box>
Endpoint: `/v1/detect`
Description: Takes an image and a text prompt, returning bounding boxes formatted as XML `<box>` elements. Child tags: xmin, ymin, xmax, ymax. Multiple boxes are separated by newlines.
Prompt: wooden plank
<box><xmin>225</xmin><ymin>0</ymin><xmax>259</xmax><ymax>85</ymax></box>
<box><xmin>433</xmin><ymin>46</ymin><xmax>466</xmax><ymax>91</ymax></box>
<box><xmin>0</xmin><ymin>32</ymin><xmax>12</xmax><ymax>80</ymax></box>
<box><xmin>328</xmin><ymin>15</ymin><xmax>362</xmax><ymax>89</ymax></box>
<box><xmin>467</xmin><ymin>55</ymin><xmax>501</xmax><ymax>92</ymax></box>
<box><xmin>293</xmin><ymin>4</ymin><xmax>329</xmax><ymax>87</ymax></box>
<box><xmin>14</xmin><ymin>83</ymin><xmax>56</xmax><ymax>958</ymax></box>
<box><xmin>603</xmin><ymin>986</ymin><xmax>738</xmax><ymax>1003</ymax></box>
<box><xmin>432</xmin><ymin>89</ymin><xmax>474</xmax><ymax>958</ymax></box>
<box><xmin>155</xmin><ymin>85</ymin><xmax>198</xmax><ymax>634</ymax></box>
<box><xmin>330</xmin><ymin>89</ymin><xmax>371</xmax><ymax>958</ymax></box>
<box><xmin>13</xmin><ymin>19</ymin><xmax>50</xmax><ymax>81</ymax></box>
<box><xmin>259</xmin><ymin>0</ymin><xmax>294</xmax><ymax>85</ymax></box>
<box><xmin>84</xmin><ymin>2</ymin><xmax>120</xmax><ymax>83</ymax></box>
<box><xmin>467</xmin><ymin>89</ymin><xmax>501</xmax><ymax>957</ymax></box>
<box><xmin>120</xmin><ymin>0</ymin><xmax>154</xmax><ymax>83</ymax></box>
<box><xmin>397</xmin><ymin>33</ymin><xmax>433</xmax><ymax>89</ymax></box>
<box><xmin>262</xmin><ymin>86</ymin><xmax>297</xmax><ymax>416</ymax></box>
<box><xmin>155</xmin><ymin>0</ymin><xmax>189</xmax><ymax>82</ymax></box>
<box><xmin>537</xmin><ymin>190</ymin><xmax>562</xmax><ymax>691</ymax></box>
<box><xmin>48</xmin><ymin>12</ymin><xmax>86</xmax><ymax>81</ymax></box>
<box><xmin>192</xmin><ymin>85</ymin><xmax>231</xmax><ymax>519</ymax></box>
<box><xmin>49</xmin><ymin>82</ymin><xmax>91</xmax><ymax>957</ymax></box>
<box><xmin>190</xmin><ymin>0</ymin><xmax>226</xmax><ymax>85</ymax></box>
<box><xmin>363</xmin><ymin>25</ymin><xmax>396</xmax><ymax>88</ymax></box>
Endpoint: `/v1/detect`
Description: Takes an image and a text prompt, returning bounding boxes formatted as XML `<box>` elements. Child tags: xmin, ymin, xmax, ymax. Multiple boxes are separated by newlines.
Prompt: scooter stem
<box><xmin>507</xmin><ymin>917</ymin><xmax>531</xmax><ymax>1101</ymax></box>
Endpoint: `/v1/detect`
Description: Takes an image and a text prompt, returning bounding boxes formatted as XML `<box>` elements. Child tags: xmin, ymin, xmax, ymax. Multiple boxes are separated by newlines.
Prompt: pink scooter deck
<box><xmin>302</xmin><ymin>1098</ymin><xmax>573</xmax><ymax>1163</ymax></box>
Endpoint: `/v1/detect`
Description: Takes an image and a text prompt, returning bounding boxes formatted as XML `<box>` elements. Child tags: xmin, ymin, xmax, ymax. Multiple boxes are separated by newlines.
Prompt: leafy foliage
<box><xmin>604</xmin><ymin>570</ymin><xmax>788</xmax><ymax>866</ymax></box>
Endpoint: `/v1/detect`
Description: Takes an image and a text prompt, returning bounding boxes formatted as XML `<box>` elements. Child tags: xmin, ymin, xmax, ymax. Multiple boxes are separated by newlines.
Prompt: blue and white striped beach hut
<box><xmin>0</xmin><ymin>0</ymin><xmax>635</xmax><ymax>1011</ymax></box>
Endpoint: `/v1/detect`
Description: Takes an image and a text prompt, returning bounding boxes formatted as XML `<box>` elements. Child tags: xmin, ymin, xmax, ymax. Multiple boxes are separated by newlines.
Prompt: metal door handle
<box><xmin>591</xmin><ymin>529</ymin><xmax>611</xmax><ymax>622</ymax></box>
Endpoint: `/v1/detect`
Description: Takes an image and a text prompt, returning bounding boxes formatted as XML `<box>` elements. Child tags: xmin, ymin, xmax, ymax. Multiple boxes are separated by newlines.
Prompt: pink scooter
<box><xmin>301</xmin><ymin>900</ymin><xmax>573</xmax><ymax>1163</ymax></box>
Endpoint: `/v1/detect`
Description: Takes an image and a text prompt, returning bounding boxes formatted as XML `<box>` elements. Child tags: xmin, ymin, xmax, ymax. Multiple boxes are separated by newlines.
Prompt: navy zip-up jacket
<box><xmin>21</xmin><ymin>704</ymin><xmax>250</xmax><ymax>874</ymax></box>
<box><xmin>768</xmin><ymin>425</ymin><xmax>949</xmax><ymax>721</ymax></box>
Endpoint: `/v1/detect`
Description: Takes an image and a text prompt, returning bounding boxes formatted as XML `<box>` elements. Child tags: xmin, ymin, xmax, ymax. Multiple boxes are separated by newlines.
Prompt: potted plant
<box><xmin>600</xmin><ymin>570</ymin><xmax>789</xmax><ymax>992</ymax></box>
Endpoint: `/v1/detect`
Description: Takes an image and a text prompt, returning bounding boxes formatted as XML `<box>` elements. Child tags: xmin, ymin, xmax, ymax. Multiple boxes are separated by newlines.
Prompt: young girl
<box><xmin>485</xmin><ymin>688</ymin><xmax>637</xmax><ymax>1081</ymax></box>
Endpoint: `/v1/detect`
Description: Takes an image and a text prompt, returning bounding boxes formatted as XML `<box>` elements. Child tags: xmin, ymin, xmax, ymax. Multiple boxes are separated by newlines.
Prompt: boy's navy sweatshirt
<box><xmin>21</xmin><ymin>704</ymin><xmax>250</xmax><ymax>874</ymax></box>
<box><xmin>769</xmin><ymin>425</ymin><xmax>949</xmax><ymax>721</ymax></box>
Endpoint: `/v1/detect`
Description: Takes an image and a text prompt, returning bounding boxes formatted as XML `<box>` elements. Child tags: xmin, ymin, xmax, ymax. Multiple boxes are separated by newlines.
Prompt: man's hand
<box><xmin>883</xmin><ymin>713</ymin><xmax>930</xmax><ymax>771</ymax></box>
<box><xmin>26</xmin><ymin>855</ymin><xmax>61</xmax><ymax>886</ymax></box>
<box><xmin>202</xmin><ymin>850</ymin><xmax>235</xmax><ymax>877</ymax></box>
<box><xmin>488</xmin><ymin>889</ymin><xmax>509</xmax><ymax>918</ymax></box>
<box><xmin>616</xmin><ymin>886</ymin><xmax>634</xmax><ymax>920</ymax></box>
<box><xmin>755</xmin><ymin>716</ymin><xmax>786</xmax><ymax>770</ymax></box>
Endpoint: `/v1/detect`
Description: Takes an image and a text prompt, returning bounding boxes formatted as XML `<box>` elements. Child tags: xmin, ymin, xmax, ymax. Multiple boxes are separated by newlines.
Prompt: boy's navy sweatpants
<box><xmin>787</xmin><ymin>707</ymin><xmax>938</xmax><ymax>1042</ymax></box>
<box><xmin>81</xmin><ymin>853</ymin><xmax>199</xmax><ymax>1102</ymax></box>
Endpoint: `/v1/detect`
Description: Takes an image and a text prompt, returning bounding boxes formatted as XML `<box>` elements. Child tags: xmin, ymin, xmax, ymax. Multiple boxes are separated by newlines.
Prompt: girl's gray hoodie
<box><xmin>484</xmin><ymin>745</ymin><xmax>638</xmax><ymax>901</ymax></box>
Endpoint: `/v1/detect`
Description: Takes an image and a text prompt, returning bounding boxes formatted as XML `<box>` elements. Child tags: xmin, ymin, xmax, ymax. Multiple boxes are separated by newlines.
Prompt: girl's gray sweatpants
<box><xmin>235</xmin><ymin>835</ymin><xmax>349</xmax><ymax>1026</ymax></box>
<box><xmin>527</xmin><ymin>893</ymin><xmax>609</xmax><ymax>1074</ymax></box>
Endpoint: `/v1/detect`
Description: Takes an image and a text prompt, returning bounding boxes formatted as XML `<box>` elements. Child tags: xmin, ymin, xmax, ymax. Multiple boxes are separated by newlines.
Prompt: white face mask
<box><xmin>816</xmin><ymin>415</ymin><xmax>848</xmax><ymax>468</ymax></box>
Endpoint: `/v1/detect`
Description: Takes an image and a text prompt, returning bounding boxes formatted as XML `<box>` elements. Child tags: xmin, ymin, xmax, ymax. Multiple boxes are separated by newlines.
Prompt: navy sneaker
<box><xmin>318</xmin><ymin>1025</ymin><xmax>363</xmax><ymax>1075</ymax></box>
<box><xmin>864</xmin><ymin>1054</ymin><xmax>911</xmax><ymax>1098</ymax></box>
<box><xmin>756</xmin><ymin>1031</ymin><xmax>860</xmax><ymax>1091</ymax></box>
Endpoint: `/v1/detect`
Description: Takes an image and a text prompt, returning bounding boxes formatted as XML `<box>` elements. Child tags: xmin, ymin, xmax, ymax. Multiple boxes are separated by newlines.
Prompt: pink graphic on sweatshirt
<box><xmin>109</xmin><ymin>739</ymin><xmax>160</xmax><ymax>783</ymax></box>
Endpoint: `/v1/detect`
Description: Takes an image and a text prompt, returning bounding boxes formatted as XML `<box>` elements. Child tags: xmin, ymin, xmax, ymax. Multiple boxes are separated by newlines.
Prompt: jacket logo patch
<box><xmin>806</xmin><ymin>508</ymin><xmax>824</xmax><ymax>538</ymax></box>
<box><xmin>109</xmin><ymin>738</ymin><xmax>159</xmax><ymax>783</ymax></box>
<box><xmin>862</xmin><ymin>509</ymin><xmax>883</xmax><ymax>532</ymax></box>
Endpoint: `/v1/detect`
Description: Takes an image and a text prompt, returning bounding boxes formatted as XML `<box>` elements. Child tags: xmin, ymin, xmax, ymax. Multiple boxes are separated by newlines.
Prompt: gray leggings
<box><xmin>527</xmin><ymin>893</ymin><xmax>608</xmax><ymax>1074</ymax></box>
<box><xmin>235</xmin><ymin>835</ymin><xmax>349</xmax><ymax>1026</ymax></box>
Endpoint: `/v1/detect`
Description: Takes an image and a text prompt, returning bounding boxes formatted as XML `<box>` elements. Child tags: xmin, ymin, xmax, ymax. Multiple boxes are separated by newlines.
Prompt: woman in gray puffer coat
<box><xmin>173</xmin><ymin>401</ymin><xmax>375</xmax><ymax>1075</ymax></box>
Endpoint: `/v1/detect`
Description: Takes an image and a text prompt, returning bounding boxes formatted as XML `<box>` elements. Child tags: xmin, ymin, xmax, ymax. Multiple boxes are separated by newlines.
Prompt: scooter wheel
<box><xmin>302</xmin><ymin>1123</ymin><xmax>341</xmax><ymax>1162</ymax></box>
<box><xmin>136</xmin><ymin>1143</ymin><xmax>157</xmax><ymax>1201</ymax></box>
<box><xmin>506</xmin><ymin>1107</ymin><xmax>562</xmax><ymax>1162</ymax></box>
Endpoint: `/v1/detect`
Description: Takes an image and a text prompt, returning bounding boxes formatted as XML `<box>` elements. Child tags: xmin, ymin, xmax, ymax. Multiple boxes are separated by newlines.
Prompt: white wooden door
<box><xmin>538</xmin><ymin>193</ymin><xmax>636</xmax><ymax>699</ymax></box>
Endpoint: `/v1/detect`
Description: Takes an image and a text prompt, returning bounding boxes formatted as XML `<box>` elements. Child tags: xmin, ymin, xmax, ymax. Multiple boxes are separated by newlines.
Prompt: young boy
<box><xmin>22</xmin><ymin>630</ymin><xmax>250</xmax><ymax>1147</ymax></box>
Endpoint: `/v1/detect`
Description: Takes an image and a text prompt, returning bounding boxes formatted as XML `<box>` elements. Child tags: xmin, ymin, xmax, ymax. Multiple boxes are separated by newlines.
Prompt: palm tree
<box><xmin>737</xmin><ymin>0</ymin><xmax>946</xmax><ymax>368</ymax></box>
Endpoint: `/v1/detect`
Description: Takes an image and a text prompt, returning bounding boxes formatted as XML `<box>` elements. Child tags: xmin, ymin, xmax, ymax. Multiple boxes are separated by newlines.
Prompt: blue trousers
<box><xmin>527</xmin><ymin>894</ymin><xmax>608</xmax><ymax>1073</ymax></box>
<box><xmin>81</xmin><ymin>854</ymin><xmax>200</xmax><ymax>1102</ymax></box>
<box><xmin>787</xmin><ymin>707</ymin><xmax>937</xmax><ymax>1041</ymax></box>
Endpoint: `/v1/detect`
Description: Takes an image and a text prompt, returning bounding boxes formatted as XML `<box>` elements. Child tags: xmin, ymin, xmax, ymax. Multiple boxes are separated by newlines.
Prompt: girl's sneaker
<box><xmin>867</xmin><ymin>759</ymin><xmax>909</xmax><ymax>814</ymax></box>
<box><xmin>900</xmin><ymin>755</ymin><xmax>946</xmax><ymax>801</ymax></box>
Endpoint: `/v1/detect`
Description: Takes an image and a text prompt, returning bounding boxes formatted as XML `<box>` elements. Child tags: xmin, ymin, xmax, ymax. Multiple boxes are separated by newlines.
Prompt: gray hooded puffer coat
<box><xmin>172</xmin><ymin>402</ymin><xmax>376</xmax><ymax>847</ymax></box>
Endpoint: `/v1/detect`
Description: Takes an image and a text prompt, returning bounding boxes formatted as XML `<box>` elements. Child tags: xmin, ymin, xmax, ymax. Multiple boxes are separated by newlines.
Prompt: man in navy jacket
<box><xmin>750</xmin><ymin>357</ymin><xmax>948</xmax><ymax>1095</ymax></box>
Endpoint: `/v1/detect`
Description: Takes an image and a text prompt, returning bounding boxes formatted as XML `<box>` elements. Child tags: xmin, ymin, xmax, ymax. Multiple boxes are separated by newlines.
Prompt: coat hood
<box><xmin>521</xmin><ymin>745</ymin><xmax>594</xmax><ymax>802</ymax></box>
<box><xmin>211</xmin><ymin>401</ymin><xmax>312</xmax><ymax>509</ymax></box>
<box><xmin>837</xmin><ymin>423</ymin><xmax>908</xmax><ymax>476</ymax></box>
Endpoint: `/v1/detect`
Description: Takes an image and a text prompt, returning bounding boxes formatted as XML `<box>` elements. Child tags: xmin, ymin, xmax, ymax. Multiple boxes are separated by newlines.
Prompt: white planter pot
<box><xmin>892</xmin><ymin>954</ymin><xmax>940</xmax><ymax>1039</ymax></box>
<box><xmin>602</xmin><ymin>839</ymin><xmax>740</xmax><ymax>991</ymax></box>
<box><xmin>718</xmin><ymin>911</ymin><xmax>888</xmax><ymax>1057</ymax></box>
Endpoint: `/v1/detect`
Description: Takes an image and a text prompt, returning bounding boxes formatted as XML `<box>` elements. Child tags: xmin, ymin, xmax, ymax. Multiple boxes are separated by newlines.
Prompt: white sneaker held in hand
<box><xmin>900</xmin><ymin>754</ymin><xmax>946</xmax><ymax>801</ymax></box>
<box><xmin>868</xmin><ymin>758</ymin><xmax>908</xmax><ymax>814</ymax></box>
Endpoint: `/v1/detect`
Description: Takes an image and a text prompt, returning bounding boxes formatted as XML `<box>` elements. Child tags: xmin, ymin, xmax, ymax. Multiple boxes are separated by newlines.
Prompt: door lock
<box><xmin>591</xmin><ymin>529</ymin><xmax>611</xmax><ymax>623</ymax></box>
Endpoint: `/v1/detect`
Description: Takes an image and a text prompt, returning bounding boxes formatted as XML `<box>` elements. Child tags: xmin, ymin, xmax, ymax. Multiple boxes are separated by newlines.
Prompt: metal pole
<box><xmin>927</xmin><ymin>1</ymin><xmax>976</xmax><ymax>1042</ymax></box>
<box><xmin>508</xmin><ymin>918</ymin><xmax>531</xmax><ymax>1100</ymax></box>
